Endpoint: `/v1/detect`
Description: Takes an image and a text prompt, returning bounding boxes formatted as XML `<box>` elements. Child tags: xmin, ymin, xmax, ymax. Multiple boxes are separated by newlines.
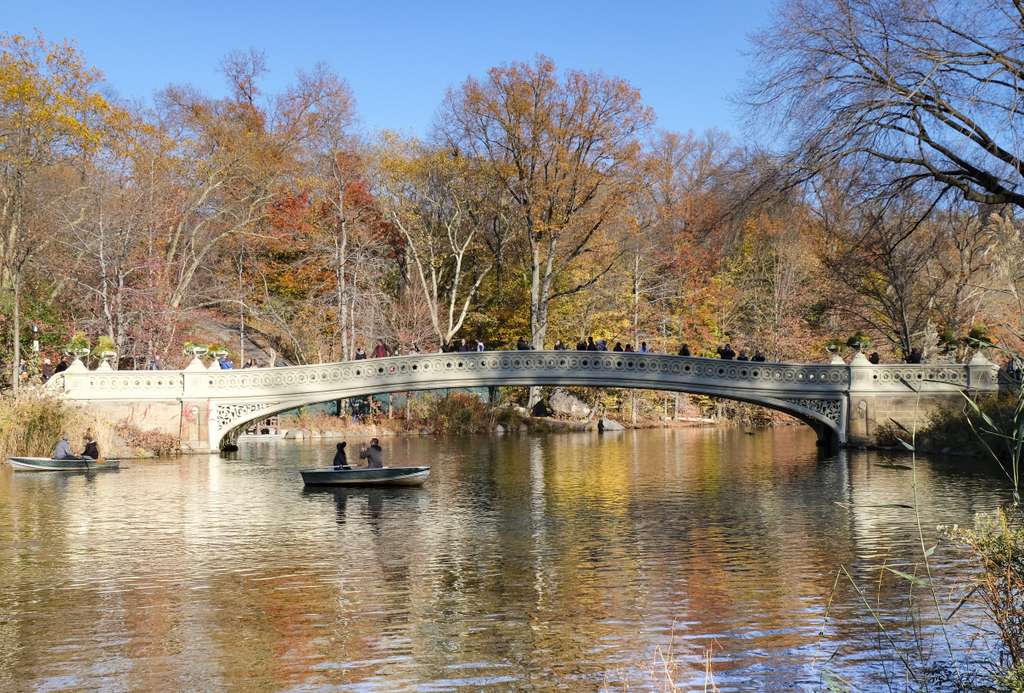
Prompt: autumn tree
<box><xmin>440</xmin><ymin>56</ymin><xmax>653</xmax><ymax>355</ymax></box>
<box><xmin>376</xmin><ymin>135</ymin><xmax>492</xmax><ymax>348</ymax></box>
<box><xmin>0</xmin><ymin>33</ymin><xmax>122</xmax><ymax>389</ymax></box>
<box><xmin>812</xmin><ymin>174</ymin><xmax>951</xmax><ymax>359</ymax></box>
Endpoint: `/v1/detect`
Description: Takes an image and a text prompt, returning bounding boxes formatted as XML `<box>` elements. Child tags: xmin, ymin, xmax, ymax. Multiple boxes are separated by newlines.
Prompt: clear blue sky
<box><xmin>2</xmin><ymin>1</ymin><xmax>773</xmax><ymax>138</ymax></box>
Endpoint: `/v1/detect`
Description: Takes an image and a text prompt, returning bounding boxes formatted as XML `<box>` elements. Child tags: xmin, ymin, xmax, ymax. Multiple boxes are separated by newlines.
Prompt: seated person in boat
<box><xmin>359</xmin><ymin>438</ymin><xmax>384</xmax><ymax>468</ymax></box>
<box><xmin>51</xmin><ymin>433</ymin><xmax>81</xmax><ymax>460</ymax></box>
<box><xmin>82</xmin><ymin>433</ymin><xmax>99</xmax><ymax>460</ymax></box>
<box><xmin>332</xmin><ymin>441</ymin><xmax>350</xmax><ymax>470</ymax></box>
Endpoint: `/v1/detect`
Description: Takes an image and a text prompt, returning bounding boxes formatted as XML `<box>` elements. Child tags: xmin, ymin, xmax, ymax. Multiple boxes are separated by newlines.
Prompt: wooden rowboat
<box><xmin>300</xmin><ymin>466</ymin><xmax>429</xmax><ymax>487</ymax></box>
<box><xmin>7</xmin><ymin>457</ymin><xmax>121</xmax><ymax>472</ymax></box>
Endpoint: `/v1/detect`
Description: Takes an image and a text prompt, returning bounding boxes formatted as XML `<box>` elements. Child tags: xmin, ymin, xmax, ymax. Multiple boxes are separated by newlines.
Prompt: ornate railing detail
<box><xmin>783</xmin><ymin>398</ymin><xmax>844</xmax><ymax>426</ymax></box>
<box><xmin>214</xmin><ymin>401</ymin><xmax>282</xmax><ymax>432</ymax></box>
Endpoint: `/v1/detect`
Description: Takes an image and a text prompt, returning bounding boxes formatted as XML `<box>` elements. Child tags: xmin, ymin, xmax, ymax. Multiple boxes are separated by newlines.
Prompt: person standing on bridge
<box><xmin>359</xmin><ymin>438</ymin><xmax>384</xmax><ymax>468</ymax></box>
<box><xmin>372</xmin><ymin>340</ymin><xmax>390</xmax><ymax>358</ymax></box>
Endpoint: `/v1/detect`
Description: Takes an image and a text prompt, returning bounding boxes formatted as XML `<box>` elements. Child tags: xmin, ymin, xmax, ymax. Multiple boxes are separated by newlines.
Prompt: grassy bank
<box><xmin>0</xmin><ymin>387</ymin><xmax>178</xmax><ymax>459</ymax></box>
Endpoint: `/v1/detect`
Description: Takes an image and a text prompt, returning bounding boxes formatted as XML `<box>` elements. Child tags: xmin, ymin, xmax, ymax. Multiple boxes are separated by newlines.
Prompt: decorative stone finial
<box><xmin>968</xmin><ymin>351</ymin><xmax>993</xmax><ymax>366</ymax></box>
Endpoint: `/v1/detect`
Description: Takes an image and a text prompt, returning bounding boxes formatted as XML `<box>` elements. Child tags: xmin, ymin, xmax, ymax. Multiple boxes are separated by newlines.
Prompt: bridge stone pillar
<box><xmin>846</xmin><ymin>353</ymin><xmax>999</xmax><ymax>447</ymax></box>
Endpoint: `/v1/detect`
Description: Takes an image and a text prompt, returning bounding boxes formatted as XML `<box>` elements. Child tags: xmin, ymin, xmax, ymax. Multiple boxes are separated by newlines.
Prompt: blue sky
<box><xmin>3</xmin><ymin>1</ymin><xmax>774</xmax><ymax>138</ymax></box>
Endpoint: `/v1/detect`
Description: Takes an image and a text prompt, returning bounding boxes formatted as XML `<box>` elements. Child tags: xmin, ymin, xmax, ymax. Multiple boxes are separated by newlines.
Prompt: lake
<box><xmin>0</xmin><ymin>427</ymin><xmax>1009</xmax><ymax>691</ymax></box>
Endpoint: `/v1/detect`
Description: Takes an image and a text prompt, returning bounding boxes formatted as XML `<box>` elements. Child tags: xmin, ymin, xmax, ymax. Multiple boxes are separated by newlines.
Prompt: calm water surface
<box><xmin>0</xmin><ymin>428</ymin><xmax>1011</xmax><ymax>691</ymax></box>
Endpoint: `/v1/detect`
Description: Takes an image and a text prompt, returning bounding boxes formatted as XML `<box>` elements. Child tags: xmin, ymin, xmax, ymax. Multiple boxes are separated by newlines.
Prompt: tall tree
<box><xmin>440</xmin><ymin>56</ymin><xmax>653</xmax><ymax>354</ymax></box>
<box><xmin>377</xmin><ymin>135</ymin><xmax>492</xmax><ymax>348</ymax></box>
<box><xmin>749</xmin><ymin>0</ymin><xmax>1024</xmax><ymax>208</ymax></box>
<box><xmin>0</xmin><ymin>34</ymin><xmax>118</xmax><ymax>389</ymax></box>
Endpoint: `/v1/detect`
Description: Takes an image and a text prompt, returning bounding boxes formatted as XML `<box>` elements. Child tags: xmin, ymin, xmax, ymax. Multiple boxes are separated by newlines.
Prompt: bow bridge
<box><xmin>47</xmin><ymin>351</ymin><xmax>1000</xmax><ymax>452</ymax></box>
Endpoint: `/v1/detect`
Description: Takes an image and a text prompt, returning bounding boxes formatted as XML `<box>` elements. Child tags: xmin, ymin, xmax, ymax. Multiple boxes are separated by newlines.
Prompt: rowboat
<box><xmin>6</xmin><ymin>457</ymin><xmax>121</xmax><ymax>472</ymax></box>
<box><xmin>300</xmin><ymin>466</ymin><xmax>430</xmax><ymax>487</ymax></box>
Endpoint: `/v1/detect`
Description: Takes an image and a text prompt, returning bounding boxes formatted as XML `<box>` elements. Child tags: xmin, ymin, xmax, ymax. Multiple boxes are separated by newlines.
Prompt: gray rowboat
<box><xmin>7</xmin><ymin>457</ymin><xmax>121</xmax><ymax>472</ymax></box>
<box><xmin>300</xmin><ymin>466</ymin><xmax>430</xmax><ymax>487</ymax></box>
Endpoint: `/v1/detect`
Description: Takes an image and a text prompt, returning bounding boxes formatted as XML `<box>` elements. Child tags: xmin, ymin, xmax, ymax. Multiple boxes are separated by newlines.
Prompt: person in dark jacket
<box><xmin>54</xmin><ymin>357</ymin><xmax>69</xmax><ymax>374</ymax></box>
<box><xmin>586</xmin><ymin>336</ymin><xmax>597</xmax><ymax>351</ymax></box>
<box><xmin>354</xmin><ymin>347</ymin><xmax>367</xmax><ymax>360</ymax></box>
<box><xmin>868</xmin><ymin>352</ymin><xmax>881</xmax><ymax>364</ymax></box>
<box><xmin>678</xmin><ymin>344</ymin><xmax>691</xmax><ymax>356</ymax></box>
<box><xmin>624</xmin><ymin>344</ymin><xmax>634</xmax><ymax>353</ymax></box>
<box><xmin>516</xmin><ymin>337</ymin><xmax>530</xmax><ymax>350</ymax></box>
<box><xmin>613</xmin><ymin>342</ymin><xmax>624</xmax><ymax>352</ymax></box>
<box><xmin>332</xmin><ymin>442</ymin><xmax>350</xmax><ymax>470</ymax></box>
<box><xmin>752</xmin><ymin>350</ymin><xmax>766</xmax><ymax>362</ymax></box>
<box><xmin>83</xmin><ymin>433</ymin><xmax>100</xmax><ymax>460</ymax></box>
<box><xmin>576</xmin><ymin>339</ymin><xmax>587</xmax><ymax>350</ymax></box>
<box><xmin>359</xmin><ymin>438</ymin><xmax>384</xmax><ymax>468</ymax></box>
<box><xmin>553</xmin><ymin>339</ymin><xmax>565</xmax><ymax>350</ymax></box>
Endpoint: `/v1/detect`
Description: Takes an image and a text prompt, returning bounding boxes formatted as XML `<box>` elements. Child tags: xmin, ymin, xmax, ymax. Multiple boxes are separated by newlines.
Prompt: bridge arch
<box><xmin>205</xmin><ymin>352</ymin><xmax>849</xmax><ymax>450</ymax></box>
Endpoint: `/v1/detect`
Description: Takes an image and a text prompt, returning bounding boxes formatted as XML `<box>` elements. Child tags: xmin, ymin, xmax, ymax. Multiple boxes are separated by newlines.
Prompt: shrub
<box><xmin>113</xmin><ymin>421</ymin><xmax>180</xmax><ymax>457</ymax></box>
<box><xmin>422</xmin><ymin>392</ymin><xmax>492</xmax><ymax>435</ymax></box>
<box><xmin>947</xmin><ymin>509</ymin><xmax>1024</xmax><ymax>689</ymax></box>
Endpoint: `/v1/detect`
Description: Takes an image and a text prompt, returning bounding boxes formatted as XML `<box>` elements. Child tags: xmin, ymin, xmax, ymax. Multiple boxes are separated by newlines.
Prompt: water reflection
<box><xmin>0</xmin><ymin>428</ymin><xmax>1010</xmax><ymax>690</ymax></box>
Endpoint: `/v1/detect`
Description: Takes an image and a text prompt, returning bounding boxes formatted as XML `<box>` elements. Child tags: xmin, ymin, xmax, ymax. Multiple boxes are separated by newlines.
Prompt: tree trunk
<box><xmin>527</xmin><ymin>237</ymin><xmax>555</xmax><ymax>408</ymax></box>
<box><xmin>11</xmin><ymin>276</ymin><xmax>20</xmax><ymax>394</ymax></box>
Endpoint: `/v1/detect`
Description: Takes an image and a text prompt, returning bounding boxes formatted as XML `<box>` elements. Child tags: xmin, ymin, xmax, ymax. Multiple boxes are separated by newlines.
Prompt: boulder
<box><xmin>494</xmin><ymin>424</ymin><xmax>506</xmax><ymax>434</ymax></box>
<box><xmin>599</xmin><ymin>417</ymin><xmax>625</xmax><ymax>431</ymax></box>
<box><xmin>284</xmin><ymin>429</ymin><xmax>305</xmax><ymax>440</ymax></box>
<box><xmin>549</xmin><ymin>389</ymin><xmax>592</xmax><ymax>419</ymax></box>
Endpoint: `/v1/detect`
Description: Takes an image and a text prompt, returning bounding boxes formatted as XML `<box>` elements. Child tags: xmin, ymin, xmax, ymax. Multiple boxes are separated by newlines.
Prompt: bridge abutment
<box><xmin>845</xmin><ymin>355</ymin><xmax>1000</xmax><ymax>447</ymax></box>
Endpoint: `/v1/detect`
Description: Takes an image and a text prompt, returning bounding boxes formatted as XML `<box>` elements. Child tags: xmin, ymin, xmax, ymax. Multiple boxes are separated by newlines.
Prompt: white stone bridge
<box><xmin>47</xmin><ymin>351</ymin><xmax>1000</xmax><ymax>452</ymax></box>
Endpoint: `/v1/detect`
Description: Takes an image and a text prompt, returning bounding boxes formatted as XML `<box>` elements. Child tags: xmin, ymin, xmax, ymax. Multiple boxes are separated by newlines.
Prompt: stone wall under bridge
<box><xmin>45</xmin><ymin>352</ymin><xmax>1001</xmax><ymax>453</ymax></box>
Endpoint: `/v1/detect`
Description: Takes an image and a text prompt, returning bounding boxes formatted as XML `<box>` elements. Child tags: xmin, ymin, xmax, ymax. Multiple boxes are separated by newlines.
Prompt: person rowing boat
<box><xmin>359</xmin><ymin>438</ymin><xmax>384</xmax><ymax>468</ymax></box>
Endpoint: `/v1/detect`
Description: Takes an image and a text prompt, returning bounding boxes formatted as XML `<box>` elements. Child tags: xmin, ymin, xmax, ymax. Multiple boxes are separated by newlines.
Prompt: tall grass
<box><xmin>0</xmin><ymin>388</ymin><xmax>87</xmax><ymax>459</ymax></box>
<box><xmin>0</xmin><ymin>387</ymin><xmax>175</xmax><ymax>458</ymax></box>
